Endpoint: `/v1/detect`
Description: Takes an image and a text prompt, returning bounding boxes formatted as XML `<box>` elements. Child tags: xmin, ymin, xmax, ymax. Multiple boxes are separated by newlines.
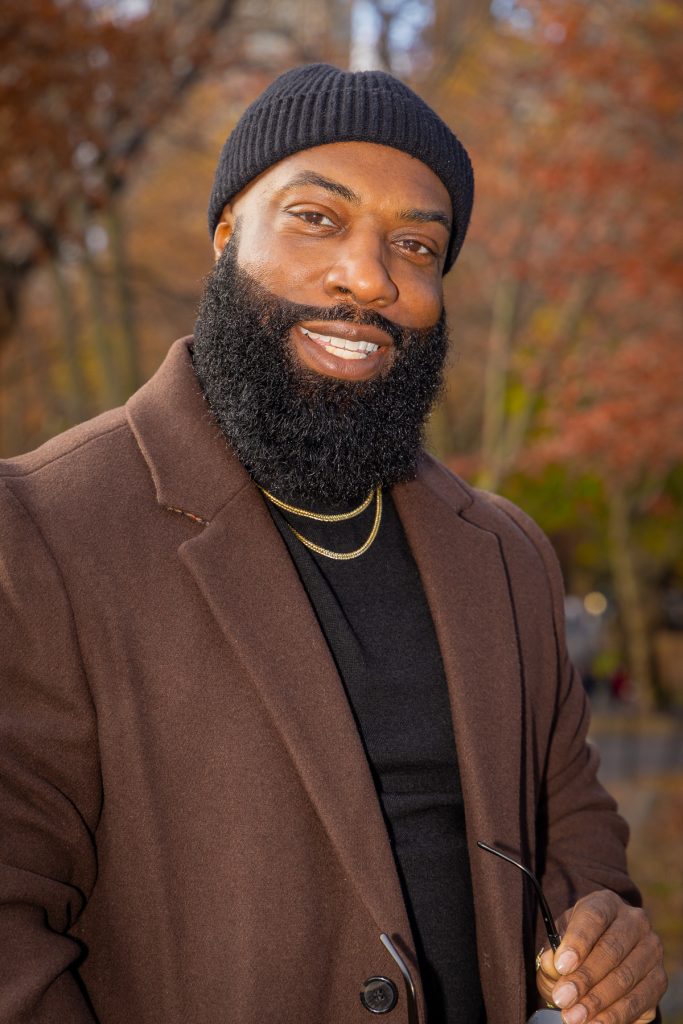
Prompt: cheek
<box><xmin>252</xmin><ymin>262</ymin><xmax>315</xmax><ymax>302</ymax></box>
<box><xmin>236</xmin><ymin>225</ymin><xmax>316</xmax><ymax>296</ymax></box>
<box><xmin>396</xmin><ymin>276</ymin><xmax>443</xmax><ymax>329</ymax></box>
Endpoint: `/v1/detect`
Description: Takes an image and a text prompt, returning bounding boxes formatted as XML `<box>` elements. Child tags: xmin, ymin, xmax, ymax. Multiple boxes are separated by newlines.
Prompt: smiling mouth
<box><xmin>299</xmin><ymin>327</ymin><xmax>380</xmax><ymax>361</ymax></box>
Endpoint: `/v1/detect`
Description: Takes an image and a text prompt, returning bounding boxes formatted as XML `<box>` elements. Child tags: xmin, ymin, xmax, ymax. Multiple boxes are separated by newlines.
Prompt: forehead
<box><xmin>237</xmin><ymin>141</ymin><xmax>452</xmax><ymax>220</ymax></box>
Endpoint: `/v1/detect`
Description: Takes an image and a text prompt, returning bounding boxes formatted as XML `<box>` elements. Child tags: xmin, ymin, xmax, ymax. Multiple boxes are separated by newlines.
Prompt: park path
<box><xmin>589</xmin><ymin>711</ymin><xmax>683</xmax><ymax>784</ymax></box>
<box><xmin>589</xmin><ymin>710</ymin><xmax>683</xmax><ymax>1023</ymax></box>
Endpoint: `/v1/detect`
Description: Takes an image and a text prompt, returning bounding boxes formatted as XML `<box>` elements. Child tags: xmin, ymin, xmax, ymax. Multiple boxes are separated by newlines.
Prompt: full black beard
<box><xmin>192</xmin><ymin>240</ymin><xmax>450</xmax><ymax>506</ymax></box>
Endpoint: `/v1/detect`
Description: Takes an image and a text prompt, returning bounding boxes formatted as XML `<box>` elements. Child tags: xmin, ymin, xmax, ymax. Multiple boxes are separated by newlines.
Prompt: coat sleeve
<box><xmin>488</xmin><ymin>493</ymin><xmax>641</xmax><ymax>928</ymax></box>
<box><xmin>537</xmin><ymin>585</ymin><xmax>641</xmax><ymax>921</ymax></box>
<box><xmin>0</xmin><ymin>480</ymin><xmax>100</xmax><ymax>1022</ymax></box>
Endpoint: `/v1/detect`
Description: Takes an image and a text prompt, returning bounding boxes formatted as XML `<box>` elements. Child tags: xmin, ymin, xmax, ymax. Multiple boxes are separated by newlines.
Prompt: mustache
<box><xmin>269</xmin><ymin>300</ymin><xmax>438</xmax><ymax>351</ymax></box>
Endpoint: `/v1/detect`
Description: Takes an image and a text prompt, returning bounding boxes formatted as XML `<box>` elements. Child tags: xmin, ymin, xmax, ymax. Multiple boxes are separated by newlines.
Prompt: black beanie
<box><xmin>208</xmin><ymin>63</ymin><xmax>474</xmax><ymax>273</ymax></box>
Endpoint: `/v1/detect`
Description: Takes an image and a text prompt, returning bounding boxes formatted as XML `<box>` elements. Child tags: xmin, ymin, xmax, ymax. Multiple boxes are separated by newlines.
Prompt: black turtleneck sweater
<box><xmin>266</xmin><ymin>488</ymin><xmax>485</xmax><ymax>1024</ymax></box>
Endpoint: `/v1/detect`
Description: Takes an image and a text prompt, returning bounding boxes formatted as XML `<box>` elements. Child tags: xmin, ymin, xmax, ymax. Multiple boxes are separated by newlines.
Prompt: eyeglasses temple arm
<box><xmin>477</xmin><ymin>841</ymin><xmax>562</xmax><ymax>952</ymax></box>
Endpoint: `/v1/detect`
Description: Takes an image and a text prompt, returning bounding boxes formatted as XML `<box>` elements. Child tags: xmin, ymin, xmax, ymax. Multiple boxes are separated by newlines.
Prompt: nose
<box><xmin>323</xmin><ymin>234</ymin><xmax>398</xmax><ymax>308</ymax></box>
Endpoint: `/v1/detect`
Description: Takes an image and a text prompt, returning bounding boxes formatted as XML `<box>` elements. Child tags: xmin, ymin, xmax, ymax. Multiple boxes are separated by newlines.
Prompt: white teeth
<box><xmin>301</xmin><ymin>327</ymin><xmax>379</xmax><ymax>356</ymax></box>
<box><xmin>328</xmin><ymin>347</ymin><xmax>366</xmax><ymax>360</ymax></box>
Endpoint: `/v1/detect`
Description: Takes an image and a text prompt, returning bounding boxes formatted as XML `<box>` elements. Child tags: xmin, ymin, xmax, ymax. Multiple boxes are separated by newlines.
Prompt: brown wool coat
<box><xmin>0</xmin><ymin>339</ymin><xmax>638</xmax><ymax>1024</ymax></box>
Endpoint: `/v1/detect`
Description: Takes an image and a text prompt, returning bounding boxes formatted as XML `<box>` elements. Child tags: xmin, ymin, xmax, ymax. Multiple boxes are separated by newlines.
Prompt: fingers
<box><xmin>551</xmin><ymin>908</ymin><xmax>647</xmax><ymax>1011</ymax></box>
<box><xmin>567</xmin><ymin>965</ymin><xmax>665</xmax><ymax>1024</ymax></box>
<box><xmin>553</xmin><ymin>934</ymin><xmax>664</xmax><ymax>1023</ymax></box>
<box><xmin>554</xmin><ymin>891</ymin><xmax>624</xmax><ymax>978</ymax></box>
<box><xmin>537</xmin><ymin>945</ymin><xmax>561</xmax><ymax>1000</ymax></box>
<box><xmin>534</xmin><ymin>891</ymin><xmax>667</xmax><ymax>1024</ymax></box>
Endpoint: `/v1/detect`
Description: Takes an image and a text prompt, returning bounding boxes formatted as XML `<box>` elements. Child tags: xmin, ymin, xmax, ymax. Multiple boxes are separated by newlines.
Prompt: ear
<box><xmin>213</xmin><ymin>205</ymin><xmax>236</xmax><ymax>261</ymax></box>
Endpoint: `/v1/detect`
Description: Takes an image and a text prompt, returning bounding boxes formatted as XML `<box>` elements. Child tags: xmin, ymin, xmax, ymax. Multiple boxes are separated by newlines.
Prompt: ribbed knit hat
<box><xmin>208</xmin><ymin>63</ymin><xmax>474</xmax><ymax>273</ymax></box>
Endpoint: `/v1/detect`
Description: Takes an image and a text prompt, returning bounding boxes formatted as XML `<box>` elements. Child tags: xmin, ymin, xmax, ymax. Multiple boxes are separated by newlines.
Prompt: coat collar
<box><xmin>126</xmin><ymin>337</ymin><xmax>251</xmax><ymax>522</ymax></box>
<box><xmin>128</xmin><ymin>338</ymin><xmax>526</xmax><ymax>1023</ymax></box>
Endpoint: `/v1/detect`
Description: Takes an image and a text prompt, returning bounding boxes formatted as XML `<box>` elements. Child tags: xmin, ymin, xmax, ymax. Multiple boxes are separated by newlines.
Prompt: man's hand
<box><xmin>536</xmin><ymin>891</ymin><xmax>667</xmax><ymax>1024</ymax></box>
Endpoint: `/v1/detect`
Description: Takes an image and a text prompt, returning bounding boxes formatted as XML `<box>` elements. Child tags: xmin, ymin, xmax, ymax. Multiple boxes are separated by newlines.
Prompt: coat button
<box><xmin>360</xmin><ymin>976</ymin><xmax>398</xmax><ymax>1014</ymax></box>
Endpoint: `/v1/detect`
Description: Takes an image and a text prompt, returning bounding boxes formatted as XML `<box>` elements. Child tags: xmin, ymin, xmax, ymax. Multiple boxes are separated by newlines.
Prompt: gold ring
<box><xmin>535</xmin><ymin>949</ymin><xmax>544</xmax><ymax>973</ymax></box>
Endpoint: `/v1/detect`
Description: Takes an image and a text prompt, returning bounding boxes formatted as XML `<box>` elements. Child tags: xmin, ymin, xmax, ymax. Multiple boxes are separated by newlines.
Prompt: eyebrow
<box><xmin>277</xmin><ymin>171</ymin><xmax>361</xmax><ymax>204</ymax></box>
<box><xmin>277</xmin><ymin>172</ymin><xmax>452</xmax><ymax>234</ymax></box>
<box><xmin>398</xmin><ymin>207</ymin><xmax>452</xmax><ymax>234</ymax></box>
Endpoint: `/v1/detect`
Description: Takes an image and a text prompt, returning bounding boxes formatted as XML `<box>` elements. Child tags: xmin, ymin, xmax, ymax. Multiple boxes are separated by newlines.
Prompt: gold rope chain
<box><xmin>261</xmin><ymin>486</ymin><xmax>383</xmax><ymax>561</ymax></box>
<box><xmin>259</xmin><ymin>486</ymin><xmax>374</xmax><ymax>522</ymax></box>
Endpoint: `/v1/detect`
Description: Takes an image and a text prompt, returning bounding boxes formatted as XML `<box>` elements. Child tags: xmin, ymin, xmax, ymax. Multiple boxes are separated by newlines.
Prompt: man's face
<box><xmin>193</xmin><ymin>140</ymin><xmax>453</xmax><ymax>505</ymax></box>
<box><xmin>213</xmin><ymin>141</ymin><xmax>452</xmax><ymax>383</ymax></box>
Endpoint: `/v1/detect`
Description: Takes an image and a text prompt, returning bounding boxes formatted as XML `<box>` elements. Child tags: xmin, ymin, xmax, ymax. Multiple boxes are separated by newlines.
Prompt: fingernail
<box><xmin>552</xmin><ymin>982</ymin><xmax>578</xmax><ymax>1009</ymax></box>
<box><xmin>556</xmin><ymin>950</ymin><xmax>579</xmax><ymax>974</ymax></box>
<box><xmin>563</xmin><ymin>1005</ymin><xmax>587</xmax><ymax>1024</ymax></box>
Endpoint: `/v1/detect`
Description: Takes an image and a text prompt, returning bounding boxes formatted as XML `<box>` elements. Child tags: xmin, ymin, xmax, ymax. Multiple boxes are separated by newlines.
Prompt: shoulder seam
<box><xmin>477</xmin><ymin>490</ymin><xmax>552</xmax><ymax>562</ymax></box>
<box><xmin>0</xmin><ymin>422</ymin><xmax>129</xmax><ymax>479</ymax></box>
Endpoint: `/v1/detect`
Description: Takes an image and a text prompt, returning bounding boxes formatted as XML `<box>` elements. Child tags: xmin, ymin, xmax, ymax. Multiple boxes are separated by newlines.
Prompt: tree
<box><xmin>0</xmin><ymin>0</ymin><xmax>240</xmax><ymax>413</ymax></box>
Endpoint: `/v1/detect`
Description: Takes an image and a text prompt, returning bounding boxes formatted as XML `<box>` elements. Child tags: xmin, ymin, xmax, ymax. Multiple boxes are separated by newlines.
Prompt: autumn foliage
<box><xmin>437</xmin><ymin>0</ymin><xmax>682</xmax><ymax>482</ymax></box>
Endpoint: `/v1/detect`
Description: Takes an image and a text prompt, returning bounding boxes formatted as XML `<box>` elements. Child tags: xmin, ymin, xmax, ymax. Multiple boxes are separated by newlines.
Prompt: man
<box><xmin>0</xmin><ymin>64</ymin><xmax>666</xmax><ymax>1024</ymax></box>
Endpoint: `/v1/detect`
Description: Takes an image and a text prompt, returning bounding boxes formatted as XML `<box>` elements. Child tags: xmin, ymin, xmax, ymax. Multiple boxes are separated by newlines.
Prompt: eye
<box><xmin>290</xmin><ymin>210</ymin><xmax>336</xmax><ymax>228</ymax></box>
<box><xmin>396</xmin><ymin>238</ymin><xmax>438</xmax><ymax>258</ymax></box>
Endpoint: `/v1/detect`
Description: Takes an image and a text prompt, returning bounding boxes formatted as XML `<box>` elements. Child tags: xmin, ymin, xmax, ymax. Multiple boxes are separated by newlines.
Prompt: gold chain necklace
<box><xmin>260</xmin><ymin>486</ymin><xmax>374</xmax><ymax>522</ymax></box>
<box><xmin>261</xmin><ymin>486</ymin><xmax>383</xmax><ymax>561</ymax></box>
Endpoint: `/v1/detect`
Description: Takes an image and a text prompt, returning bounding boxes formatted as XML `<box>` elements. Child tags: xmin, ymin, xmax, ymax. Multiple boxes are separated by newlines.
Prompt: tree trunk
<box><xmin>82</xmin><ymin>238</ymin><xmax>122</xmax><ymax>409</ymax></box>
<box><xmin>606</xmin><ymin>486</ymin><xmax>662</xmax><ymax>710</ymax></box>
<box><xmin>0</xmin><ymin>343</ymin><xmax>26</xmax><ymax>456</ymax></box>
<box><xmin>0</xmin><ymin>325</ymin><xmax>66</xmax><ymax>455</ymax></box>
<box><xmin>107</xmin><ymin>206</ymin><xmax>141</xmax><ymax>397</ymax></box>
<box><xmin>49</xmin><ymin>260</ymin><xmax>89</xmax><ymax>423</ymax></box>
<box><xmin>478</xmin><ymin>276</ymin><xmax>519</xmax><ymax>490</ymax></box>
<box><xmin>498</xmin><ymin>274</ymin><xmax>601</xmax><ymax>480</ymax></box>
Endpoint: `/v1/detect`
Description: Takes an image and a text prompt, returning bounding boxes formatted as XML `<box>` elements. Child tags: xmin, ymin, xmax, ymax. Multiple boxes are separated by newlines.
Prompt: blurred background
<box><xmin>1</xmin><ymin>0</ymin><xmax>681</xmax><ymax>1015</ymax></box>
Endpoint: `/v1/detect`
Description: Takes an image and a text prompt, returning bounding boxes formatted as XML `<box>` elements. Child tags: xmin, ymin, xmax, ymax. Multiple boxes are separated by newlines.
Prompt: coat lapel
<box><xmin>394</xmin><ymin>459</ymin><xmax>526</xmax><ymax>1024</ymax></box>
<box><xmin>127</xmin><ymin>340</ymin><xmax>412</xmax><ymax>947</ymax></box>
<box><xmin>178</xmin><ymin>487</ymin><xmax>412</xmax><ymax>939</ymax></box>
